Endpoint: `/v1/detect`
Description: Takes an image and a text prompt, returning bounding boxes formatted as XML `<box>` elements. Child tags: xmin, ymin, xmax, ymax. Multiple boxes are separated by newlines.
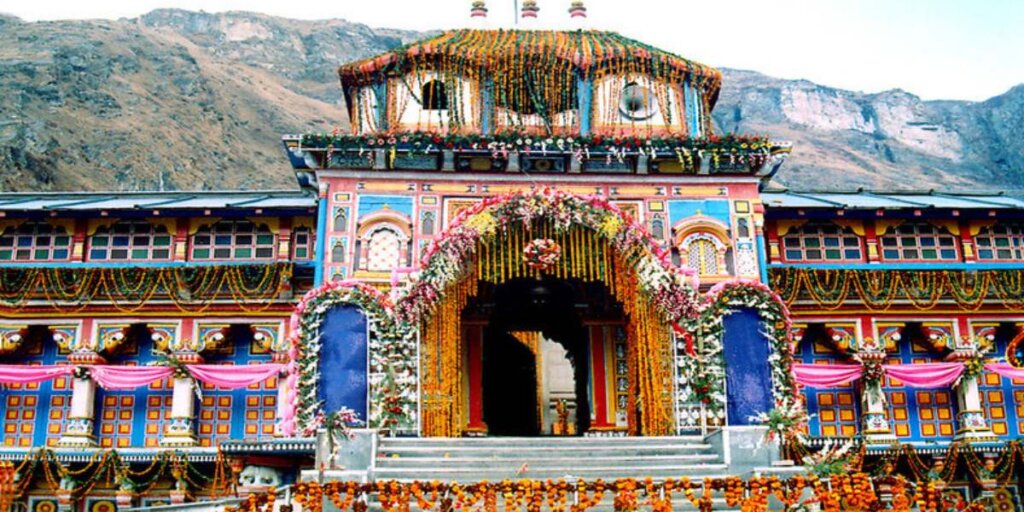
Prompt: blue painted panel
<box><xmin>722</xmin><ymin>308</ymin><xmax>773</xmax><ymax>425</ymax></box>
<box><xmin>318</xmin><ymin>306</ymin><xmax>369</xmax><ymax>419</ymax></box>
<box><xmin>357</xmin><ymin>195</ymin><xmax>414</xmax><ymax>219</ymax></box>
<box><xmin>668</xmin><ymin>199</ymin><xmax>731</xmax><ymax>226</ymax></box>
<box><xmin>577</xmin><ymin>76</ymin><xmax>592</xmax><ymax>136</ymax></box>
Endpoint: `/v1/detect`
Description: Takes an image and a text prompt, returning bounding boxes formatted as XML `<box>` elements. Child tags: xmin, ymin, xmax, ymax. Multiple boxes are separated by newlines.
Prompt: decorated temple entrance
<box><xmin>417</xmin><ymin>198</ymin><xmax>686</xmax><ymax>438</ymax></box>
<box><xmin>469</xmin><ymin>277</ymin><xmax>605</xmax><ymax>436</ymax></box>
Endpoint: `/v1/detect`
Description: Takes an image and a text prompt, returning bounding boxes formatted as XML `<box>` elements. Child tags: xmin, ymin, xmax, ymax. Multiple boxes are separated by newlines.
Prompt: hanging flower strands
<box><xmin>0</xmin><ymin>263</ymin><xmax>293</xmax><ymax>315</ymax></box>
<box><xmin>768</xmin><ymin>267</ymin><xmax>1024</xmax><ymax>312</ymax></box>
<box><xmin>338</xmin><ymin>30</ymin><xmax>723</xmax><ymax>135</ymax></box>
<box><xmin>395</xmin><ymin>189</ymin><xmax>699</xmax><ymax>325</ymax></box>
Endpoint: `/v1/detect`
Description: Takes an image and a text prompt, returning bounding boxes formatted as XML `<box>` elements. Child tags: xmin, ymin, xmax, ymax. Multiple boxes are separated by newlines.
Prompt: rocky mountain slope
<box><xmin>0</xmin><ymin>9</ymin><xmax>1021</xmax><ymax>192</ymax></box>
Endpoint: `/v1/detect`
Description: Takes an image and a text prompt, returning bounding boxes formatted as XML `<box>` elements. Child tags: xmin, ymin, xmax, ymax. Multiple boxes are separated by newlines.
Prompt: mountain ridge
<box><xmin>1</xmin><ymin>9</ymin><xmax>1021</xmax><ymax>193</ymax></box>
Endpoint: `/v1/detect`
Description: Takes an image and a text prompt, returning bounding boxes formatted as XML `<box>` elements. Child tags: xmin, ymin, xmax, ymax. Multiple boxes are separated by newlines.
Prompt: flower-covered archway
<box><xmin>397</xmin><ymin>189</ymin><xmax>701</xmax><ymax>324</ymax></box>
<box><xmin>399</xmin><ymin>189</ymin><xmax>701</xmax><ymax>437</ymax></box>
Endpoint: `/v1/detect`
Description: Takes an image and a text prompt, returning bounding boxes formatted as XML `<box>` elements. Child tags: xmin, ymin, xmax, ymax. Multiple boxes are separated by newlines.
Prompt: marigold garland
<box><xmin>769</xmin><ymin>267</ymin><xmax>1024</xmax><ymax>312</ymax></box>
<box><xmin>0</xmin><ymin>264</ymin><xmax>293</xmax><ymax>315</ymax></box>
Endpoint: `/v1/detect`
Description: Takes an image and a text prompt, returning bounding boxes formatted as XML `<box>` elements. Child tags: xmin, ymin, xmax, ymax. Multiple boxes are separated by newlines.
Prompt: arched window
<box><xmin>879</xmin><ymin>222</ymin><xmax>958</xmax><ymax>261</ymax></box>
<box><xmin>421</xmin><ymin>81</ymin><xmax>448</xmax><ymax>111</ymax></box>
<box><xmin>363</xmin><ymin>227</ymin><xmax>403</xmax><ymax>272</ymax></box>
<box><xmin>782</xmin><ymin>222</ymin><xmax>864</xmax><ymax>262</ymax></box>
<box><xmin>90</xmin><ymin>221</ymin><xmax>172</xmax><ymax>261</ymax></box>
<box><xmin>0</xmin><ymin>222</ymin><xmax>72</xmax><ymax>261</ymax></box>
<box><xmin>650</xmin><ymin>216</ymin><xmax>665</xmax><ymax>240</ymax></box>
<box><xmin>291</xmin><ymin>227</ymin><xmax>313</xmax><ymax>260</ymax></box>
<box><xmin>190</xmin><ymin>220</ymin><xmax>275</xmax><ymax>261</ymax></box>
<box><xmin>679</xmin><ymin>234</ymin><xmax>726</xmax><ymax>276</ymax></box>
<box><xmin>333</xmin><ymin>209</ymin><xmax>348</xmax><ymax>232</ymax></box>
<box><xmin>737</xmin><ymin>218</ymin><xmax>751</xmax><ymax>238</ymax></box>
<box><xmin>421</xmin><ymin>211</ymin><xmax>436</xmax><ymax>236</ymax></box>
<box><xmin>331</xmin><ymin>240</ymin><xmax>346</xmax><ymax>263</ymax></box>
<box><xmin>975</xmin><ymin>223</ymin><xmax>1024</xmax><ymax>261</ymax></box>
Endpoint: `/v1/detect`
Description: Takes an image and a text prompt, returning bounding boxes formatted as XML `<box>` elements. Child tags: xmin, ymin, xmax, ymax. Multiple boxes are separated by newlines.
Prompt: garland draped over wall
<box><xmin>2</xmin><ymin>449</ymin><xmax>233</xmax><ymax>501</ymax></box>
<box><xmin>769</xmin><ymin>267</ymin><xmax>1024</xmax><ymax>311</ymax></box>
<box><xmin>0</xmin><ymin>263</ymin><xmax>293</xmax><ymax>314</ymax></box>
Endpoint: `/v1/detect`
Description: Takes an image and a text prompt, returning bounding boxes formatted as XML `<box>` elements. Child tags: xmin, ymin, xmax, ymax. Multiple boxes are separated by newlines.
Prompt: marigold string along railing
<box><xmin>275</xmin><ymin>473</ymin><xmax>1010</xmax><ymax>512</ymax></box>
<box><xmin>768</xmin><ymin>267</ymin><xmax>1024</xmax><ymax>311</ymax></box>
<box><xmin>0</xmin><ymin>449</ymin><xmax>235</xmax><ymax>510</ymax></box>
<box><xmin>0</xmin><ymin>263</ymin><xmax>293</xmax><ymax>314</ymax></box>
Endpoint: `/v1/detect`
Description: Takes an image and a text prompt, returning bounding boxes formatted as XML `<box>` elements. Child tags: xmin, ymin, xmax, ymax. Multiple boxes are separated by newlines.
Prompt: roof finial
<box><xmin>470</xmin><ymin>1</ymin><xmax>488</xmax><ymax>27</ymax></box>
<box><xmin>568</xmin><ymin>0</ymin><xmax>587</xmax><ymax>26</ymax></box>
<box><xmin>521</xmin><ymin>0</ymin><xmax>540</xmax><ymax>26</ymax></box>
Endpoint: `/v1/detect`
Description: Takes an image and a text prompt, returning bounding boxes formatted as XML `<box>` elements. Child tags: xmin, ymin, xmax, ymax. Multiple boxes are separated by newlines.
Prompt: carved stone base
<box><xmin>954</xmin><ymin>410</ymin><xmax>997</xmax><ymax>442</ymax></box>
<box><xmin>168</xmin><ymin>490</ymin><xmax>192</xmax><ymax>505</ymax></box>
<box><xmin>115</xmin><ymin>491</ymin><xmax>136</xmax><ymax>508</ymax></box>
<box><xmin>57</xmin><ymin>418</ymin><xmax>97</xmax><ymax>448</ymax></box>
<box><xmin>160</xmin><ymin>417</ymin><xmax>198</xmax><ymax>447</ymax></box>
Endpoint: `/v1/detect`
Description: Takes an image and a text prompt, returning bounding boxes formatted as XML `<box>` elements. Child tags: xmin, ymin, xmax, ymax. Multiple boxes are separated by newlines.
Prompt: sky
<box><xmin>1</xmin><ymin>0</ymin><xmax>1022</xmax><ymax>101</ymax></box>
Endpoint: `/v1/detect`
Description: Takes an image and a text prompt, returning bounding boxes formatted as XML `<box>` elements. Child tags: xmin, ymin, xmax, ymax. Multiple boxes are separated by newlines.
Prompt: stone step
<box><xmin>379</xmin><ymin>435</ymin><xmax>705</xmax><ymax>447</ymax></box>
<box><xmin>377</xmin><ymin>445</ymin><xmax>716</xmax><ymax>459</ymax></box>
<box><xmin>371</xmin><ymin>464</ymin><xmax>731</xmax><ymax>482</ymax></box>
<box><xmin>376</xmin><ymin>453</ymin><xmax>721</xmax><ymax>468</ymax></box>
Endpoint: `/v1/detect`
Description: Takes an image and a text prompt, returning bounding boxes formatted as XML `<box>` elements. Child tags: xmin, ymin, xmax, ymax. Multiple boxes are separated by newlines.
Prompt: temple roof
<box><xmin>762</xmin><ymin>189</ymin><xmax>1024</xmax><ymax>210</ymax></box>
<box><xmin>338</xmin><ymin>29</ymin><xmax>722</xmax><ymax>107</ymax></box>
<box><xmin>0</xmin><ymin>190</ymin><xmax>316</xmax><ymax>213</ymax></box>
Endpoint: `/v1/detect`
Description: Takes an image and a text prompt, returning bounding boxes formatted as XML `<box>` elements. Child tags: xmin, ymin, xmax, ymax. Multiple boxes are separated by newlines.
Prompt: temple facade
<box><xmin>1</xmin><ymin>5</ymin><xmax>1022</xmax><ymax>511</ymax></box>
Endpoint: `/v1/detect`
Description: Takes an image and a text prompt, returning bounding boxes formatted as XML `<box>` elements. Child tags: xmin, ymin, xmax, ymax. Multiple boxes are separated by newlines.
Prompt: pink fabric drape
<box><xmin>0</xmin><ymin>364</ymin><xmax>74</xmax><ymax>384</ymax></box>
<box><xmin>186</xmin><ymin>364</ymin><xmax>284</xmax><ymax>390</ymax></box>
<box><xmin>882</xmin><ymin>362</ymin><xmax>964</xmax><ymax>388</ymax></box>
<box><xmin>86</xmin><ymin>366</ymin><xmax>174</xmax><ymax>390</ymax></box>
<box><xmin>985</xmin><ymin>362</ymin><xmax>1024</xmax><ymax>381</ymax></box>
<box><xmin>792</xmin><ymin>363</ymin><xmax>863</xmax><ymax>387</ymax></box>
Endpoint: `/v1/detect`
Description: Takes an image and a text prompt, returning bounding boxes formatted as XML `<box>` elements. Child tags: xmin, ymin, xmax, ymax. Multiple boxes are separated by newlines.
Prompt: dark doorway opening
<box><xmin>478</xmin><ymin>277</ymin><xmax>594</xmax><ymax>436</ymax></box>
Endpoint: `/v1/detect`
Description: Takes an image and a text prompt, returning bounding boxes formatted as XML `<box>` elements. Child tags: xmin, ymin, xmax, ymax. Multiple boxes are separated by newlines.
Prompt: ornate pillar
<box><xmin>161</xmin><ymin>336</ymin><xmax>203</xmax><ymax>447</ymax></box>
<box><xmin>58</xmin><ymin>335</ymin><xmax>105</xmax><ymax>448</ymax></box>
<box><xmin>949</xmin><ymin>322</ymin><xmax>995</xmax><ymax>441</ymax></box>
<box><xmin>58</xmin><ymin>371</ymin><xmax>98</xmax><ymax>447</ymax></box>
<box><xmin>858</xmin><ymin>342</ymin><xmax>896</xmax><ymax>444</ymax></box>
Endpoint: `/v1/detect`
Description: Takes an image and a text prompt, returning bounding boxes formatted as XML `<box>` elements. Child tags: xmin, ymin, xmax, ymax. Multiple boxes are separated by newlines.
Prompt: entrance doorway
<box><xmin>477</xmin><ymin>277</ymin><xmax>596</xmax><ymax>436</ymax></box>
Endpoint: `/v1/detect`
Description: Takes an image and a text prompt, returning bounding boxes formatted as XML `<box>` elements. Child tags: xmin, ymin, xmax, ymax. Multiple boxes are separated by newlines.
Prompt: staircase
<box><xmin>372</xmin><ymin>435</ymin><xmax>729</xmax><ymax>482</ymax></box>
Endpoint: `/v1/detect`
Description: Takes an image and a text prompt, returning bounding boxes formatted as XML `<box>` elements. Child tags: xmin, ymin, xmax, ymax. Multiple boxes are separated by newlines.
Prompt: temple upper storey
<box><xmin>284</xmin><ymin>29</ymin><xmax>789</xmax><ymax>182</ymax></box>
<box><xmin>338</xmin><ymin>29</ymin><xmax>721</xmax><ymax>137</ymax></box>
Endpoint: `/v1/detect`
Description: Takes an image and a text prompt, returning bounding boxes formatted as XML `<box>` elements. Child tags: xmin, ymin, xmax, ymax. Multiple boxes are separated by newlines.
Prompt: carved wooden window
<box><xmin>686</xmin><ymin>238</ymin><xmax>719</xmax><ymax>275</ymax></box>
<box><xmin>191</xmin><ymin>220</ymin><xmax>276</xmax><ymax>261</ymax></box>
<box><xmin>89</xmin><ymin>221</ymin><xmax>172</xmax><ymax>261</ymax></box>
<box><xmin>782</xmin><ymin>222</ymin><xmax>863</xmax><ymax>262</ymax></box>
<box><xmin>0</xmin><ymin>222</ymin><xmax>72</xmax><ymax>262</ymax></box>
<box><xmin>291</xmin><ymin>227</ymin><xmax>313</xmax><ymax>260</ymax></box>
<box><xmin>879</xmin><ymin>222</ymin><xmax>958</xmax><ymax>261</ymax></box>
<box><xmin>975</xmin><ymin>223</ymin><xmax>1024</xmax><ymax>261</ymax></box>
